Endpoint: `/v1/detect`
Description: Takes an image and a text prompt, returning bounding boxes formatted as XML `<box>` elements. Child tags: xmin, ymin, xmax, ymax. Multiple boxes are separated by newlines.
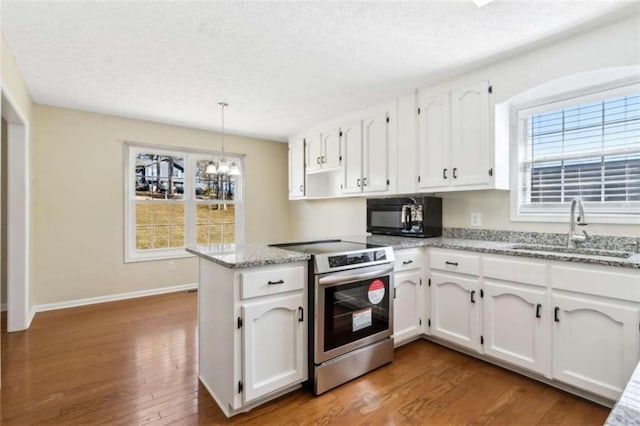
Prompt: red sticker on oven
<box><xmin>368</xmin><ymin>279</ymin><xmax>385</xmax><ymax>304</ymax></box>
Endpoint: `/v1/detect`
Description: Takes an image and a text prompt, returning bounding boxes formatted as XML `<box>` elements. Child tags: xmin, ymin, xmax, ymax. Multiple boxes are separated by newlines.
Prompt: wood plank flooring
<box><xmin>1</xmin><ymin>291</ymin><xmax>610</xmax><ymax>425</ymax></box>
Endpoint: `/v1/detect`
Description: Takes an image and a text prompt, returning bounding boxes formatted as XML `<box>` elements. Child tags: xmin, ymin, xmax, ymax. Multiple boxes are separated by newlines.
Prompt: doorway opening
<box><xmin>1</xmin><ymin>88</ymin><xmax>30</xmax><ymax>333</ymax></box>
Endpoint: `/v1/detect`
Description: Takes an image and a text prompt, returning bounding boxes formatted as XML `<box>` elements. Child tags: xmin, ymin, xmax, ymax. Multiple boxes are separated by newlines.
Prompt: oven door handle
<box><xmin>318</xmin><ymin>264</ymin><xmax>394</xmax><ymax>287</ymax></box>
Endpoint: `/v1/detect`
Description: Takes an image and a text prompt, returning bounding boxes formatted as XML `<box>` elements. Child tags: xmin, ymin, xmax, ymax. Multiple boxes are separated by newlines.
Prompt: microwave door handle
<box><xmin>401</xmin><ymin>206</ymin><xmax>411</xmax><ymax>231</ymax></box>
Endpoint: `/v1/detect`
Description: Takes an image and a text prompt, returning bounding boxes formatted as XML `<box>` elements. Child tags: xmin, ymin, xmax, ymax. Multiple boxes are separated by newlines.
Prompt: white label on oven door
<box><xmin>368</xmin><ymin>279</ymin><xmax>385</xmax><ymax>304</ymax></box>
<box><xmin>352</xmin><ymin>308</ymin><xmax>372</xmax><ymax>332</ymax></box>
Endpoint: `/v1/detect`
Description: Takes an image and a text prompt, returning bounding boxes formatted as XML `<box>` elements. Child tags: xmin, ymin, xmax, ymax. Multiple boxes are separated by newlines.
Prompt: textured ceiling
<box><xmin>1</xmin><ymin>1</ymin><xmax>638</xmax><ymax>142</ymax></box>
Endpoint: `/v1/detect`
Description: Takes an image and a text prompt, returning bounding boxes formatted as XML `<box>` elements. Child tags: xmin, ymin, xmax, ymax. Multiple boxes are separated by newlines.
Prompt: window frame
<box><xmin>510</xmin><ymin>77</ymin><xmax>640</xmax><ymax>225</ymax></box>
<box><xmin>124</xmin><ymin>142</ymin><xmax>245</xmax><ymax>263</ymax></box>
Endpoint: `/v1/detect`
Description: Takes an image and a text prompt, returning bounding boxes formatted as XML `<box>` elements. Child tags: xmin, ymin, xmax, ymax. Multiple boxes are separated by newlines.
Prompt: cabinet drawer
<box><xmin>240</xmin><ymin>266</ymin><xmax>305</xmax><ymax>300</ymax></box>
<box><xmin>550</xmin><ymin>263</ymin><xmax>640</xmax><ymax>302</ymax></box>
<box><xmin>430</xmin><ymin>249</ymin><xmax>480</xmax><ymax>276</ymax></box>
<box><xmin>394</xmin><ymin>248</ymin><xmax>425</xmax><ymax>272</ymax></box>
<box><xmin>483</xmin><ymin>255</ymin><xmax>546</xmax><ymax>287</ymax></box>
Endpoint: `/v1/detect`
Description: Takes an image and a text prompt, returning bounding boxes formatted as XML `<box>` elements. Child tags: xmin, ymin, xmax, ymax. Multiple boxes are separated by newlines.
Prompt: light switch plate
<box><xmin>471</xmin><ymin>212</ymin><xmax>482</xmax><ymax>227</ymax></box>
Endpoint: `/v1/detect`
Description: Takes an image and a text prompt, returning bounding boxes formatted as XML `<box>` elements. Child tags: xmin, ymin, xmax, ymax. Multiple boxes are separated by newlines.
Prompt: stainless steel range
<box><xmin>272</xmin><ymin>239</ymin><xmax>395</xmax><ymax>395</ymax></box>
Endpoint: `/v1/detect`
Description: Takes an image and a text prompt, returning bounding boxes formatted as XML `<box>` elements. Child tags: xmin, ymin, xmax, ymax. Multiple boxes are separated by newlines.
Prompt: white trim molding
<box><xmin>32</xmin><ymin>283</ymin><xmax>198</xmax><ymax>314</ymax></box>
<box><xmin>1</xmin><ymin>80</ymin><xmax>31</xmax><ymax>332</ymax></box>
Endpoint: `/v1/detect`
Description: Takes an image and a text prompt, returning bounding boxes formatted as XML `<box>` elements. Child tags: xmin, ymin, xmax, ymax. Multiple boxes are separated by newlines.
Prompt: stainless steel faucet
<box><xmin>568</xmin><ymin>197</ymin><xmax>589</xmax><ymax>248</ymax></box>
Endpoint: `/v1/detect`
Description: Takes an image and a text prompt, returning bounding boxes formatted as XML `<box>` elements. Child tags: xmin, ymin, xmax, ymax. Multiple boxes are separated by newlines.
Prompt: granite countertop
<box><xmin>606</xmin><ymin>361</ymin><xmax>640</xmax><ymax>425</ymax></box>
<box><xmin>186</xmin><ymin>229</ymin><xmax>640</xmax><ymax>270</ymax></box>
<box><xmin>186</xmin><ymin>243</ymin><xmax>310</xmax><ymax>269</ymax></box>
<box><xmin>364</xmin><ymin>235</ymin><xmax>640</xmax><ymax>269</ymax></box>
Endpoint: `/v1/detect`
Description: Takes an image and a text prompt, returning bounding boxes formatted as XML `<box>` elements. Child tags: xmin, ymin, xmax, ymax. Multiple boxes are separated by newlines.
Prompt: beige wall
<box><xmin>290</xmin><ymin>13</ymin><xmax>640</xmax><ymax>240</ymax></box>
<box><xmin>32</xmin><ymin>105</ymin><xmax>291</xmax><ymax>305</ymax></box>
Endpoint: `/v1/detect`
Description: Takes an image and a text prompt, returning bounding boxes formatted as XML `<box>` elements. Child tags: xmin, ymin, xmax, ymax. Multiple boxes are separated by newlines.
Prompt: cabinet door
<box><xmin>450</xmin><ymin>80</ymin><xmax>492</xmax><ymax>188</ymax></box>
<box><xmin>418</xmin><ymin>93</ymin><xmax>450</xmax><ymax>190</ymax></box>
<box><xmin>552</xmin><ymin>293</ymin><xmax>640</xmax><ymax>400</ymax></box>
<box><xmin>321</xmin><ymin>128</ymin><xmax>341</xmax><ymax>169</ymax></box>
<box><xmin>362</xmin><ymin>111</ymin><xmax>389</xmax><ymax>193</ymax></box>
<box><xmin>483</xmin><ymin>281</ymin><xmax>547</xmax><ymax>375</ymax></box>
<box><xmin>394</xmin><ymin>270</ymin><xmax>424</xmax><ymax>347</ymax></box>
<box><xmin>341</xmin><ymin>120</ymin><xmax>363</xmax><ymax>194</ymax></box>
<box><xmin>305</xmin><ymin>133</ymin><xmax>323</xmax><ymax>173</ymax></box>
<box><xmin>242</xmin><ymin>293</ymin><xmax>306</xmax><ymax>403</ymax></box>
<box><xmin>430</xmin><ymin>271</ymin><xmax>481</xmax><ymax>352</ymax></box>
<box><xmin>288</xmin><ymin>138</ymin><xmax>305</xmax><ymax>199</ymax></box>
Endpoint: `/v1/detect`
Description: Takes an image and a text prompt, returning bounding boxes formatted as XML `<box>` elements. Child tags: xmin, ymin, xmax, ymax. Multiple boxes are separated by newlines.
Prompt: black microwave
<box><xmin>366</xmin><ymin>197</ymin><xmax>442</xmax><ymax>238</ymax></box>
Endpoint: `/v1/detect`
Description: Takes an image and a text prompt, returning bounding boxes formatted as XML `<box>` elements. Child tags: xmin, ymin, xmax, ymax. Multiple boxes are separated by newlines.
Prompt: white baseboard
<box><xmin>32</xmin><ymin>283</ymin><xmax>198</xmax><ymax>315</ymax></box>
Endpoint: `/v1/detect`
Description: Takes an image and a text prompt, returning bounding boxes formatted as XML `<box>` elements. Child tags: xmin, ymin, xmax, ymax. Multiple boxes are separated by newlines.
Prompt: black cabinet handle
<box><xmin>316</xmin><ymin>157</ymin><xmax>321</xmax><ymax>164</ymax></box>
<box><xmin>299</xmin><ymin>184</ymin><xmax>304</xmax><ymax>192</ymax></box>
<box><xmin>443</xmin><ymin>168</ymin><xmax>448</xmax><ymax>179</ymax></box>
<box><xmin>470</xmin><ymin>290</ymin><xmax>476</xmax><ymax>304</ymax></box>
<box><xmin>268</xmin><ymin>280</ymin><xmax>284</xmax><ymax>285</ymax></box>
<box><xmin>402</xmin><ymin>260</ymin><xmax>414</xmax><ymax>265</ymax></box>
<box><xmin>321</xmin><ymin>156</ymin><xmax>326</xmax><ymax>163</ymax></box>
<box><xmin>453</xmin><ymin>167</ymin><xmax>458</xmax><ymax>179</ymax></box>
<box><xmin>554</xmin><ymin>306</ymin><xmax>560</xmax><ymax>322</ymax></box>
<box><xmin>393</xmin><ymin>288</ymin><xmax>397</xmax><ymax>299</ymax></box>
<box><xmin>298</xmin><ymin>307</ymin><xmax>304</xmax><ymax>322</ymax></box>
<box><xmin>536</xmin><ymin>304</ymin><xmax>542</xmax><ymax>319</ymax></box>
<box><xmin>445</xmin><ymin>261</ymin><xmax>458</xmax><ymax>266</ymax></box>
<box><xmin>357</xmin><ymin>178</ymin><xmax>361</xmax><ymax>187</ymax></box>
<box><xmin>363</xmin><ymin>177</ymin><xmax>367</xmax><ymax>186</ymax></box>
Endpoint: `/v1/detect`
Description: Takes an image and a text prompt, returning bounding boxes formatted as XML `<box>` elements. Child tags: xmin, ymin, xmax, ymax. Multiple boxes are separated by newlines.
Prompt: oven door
<box><xmin>315</xmin><ymin>264</ymin><xmax>394</xmax><ymax>363</ymax></box>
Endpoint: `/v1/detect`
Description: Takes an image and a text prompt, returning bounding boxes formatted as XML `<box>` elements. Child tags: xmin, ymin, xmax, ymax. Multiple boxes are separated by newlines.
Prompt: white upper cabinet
<box><xmin>340</xmin><ymin>104</ymin><xmax>393</xmax><ymax>195</ymax></box>
<box><xmin>288</xmin><ymin>138</ymin><xmax>305</xmax><ymax>199</ymax></box>
<box><xmin>306</xmin><ymin>129</ymin><xmax>340</xmax><ymax>173</ymax></box>
<box><xmin>418</xmin><ymin>93</ymin><xmax>450</xmax><ymax>190</ymax></box>
<box><xmin>362</xmin><ymin>110</ymin><xmax>390</xmax><ymax>193</ymax></box>
<box><xmin>450</xmin><ymin>80</ymin><xmax>492</xmax><ymax>188</ymax></box>
<box><xmin>340</xmin><ymin>120</ymin><xmax>363</xmax><ymax>194</ymax></box>
<box><xmin>416</xmin><ymin>80</ymin><xmax>507</xmax><ymax>193</ymax></box>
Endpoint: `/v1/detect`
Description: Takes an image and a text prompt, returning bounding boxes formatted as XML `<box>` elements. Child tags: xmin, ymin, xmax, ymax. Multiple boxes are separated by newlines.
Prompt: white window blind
<box><xmin>515</xmin><ymin>82</ymin><xmax>640</xmax><ymax>221</ymax></box>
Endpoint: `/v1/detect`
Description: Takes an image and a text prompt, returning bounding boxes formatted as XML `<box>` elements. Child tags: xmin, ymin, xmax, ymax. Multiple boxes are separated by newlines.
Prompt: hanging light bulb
<box><xmin>217</xmin><ymin>157</ymin><xmax>230</xmax><ymax>174</ymax></box>
<box><xmin>228</xmin><ymin>161</ymin><xmax>241</xmax><ymax>176</ymax></box>
<box><xmin>215</xmin><ymin>101</ymin><xmax>241</xmax><ymax>176</ymax></box>
<box><xmin>204</xmin><ymin>162</ymin><xmax>217</xmax><ymax>174</ymax></box>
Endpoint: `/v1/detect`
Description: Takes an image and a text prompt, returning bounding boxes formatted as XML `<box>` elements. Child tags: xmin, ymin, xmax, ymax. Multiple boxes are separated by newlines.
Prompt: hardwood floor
<box><xmin>1</xmin><ymin>291</ymin><xmax>609</xmax><ymax>425</ymax></box>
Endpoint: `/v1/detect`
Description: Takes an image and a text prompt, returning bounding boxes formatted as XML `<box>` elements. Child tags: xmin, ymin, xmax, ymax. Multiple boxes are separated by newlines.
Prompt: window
<box><xmin>512</xmin><ymin>81</ymin><xmax>640</xmax><ymax>223</ymax></box>
<box><xmin>125</xmin><ymin>144</ymin><xmax>243</xmax><ymax>262</ymax></box>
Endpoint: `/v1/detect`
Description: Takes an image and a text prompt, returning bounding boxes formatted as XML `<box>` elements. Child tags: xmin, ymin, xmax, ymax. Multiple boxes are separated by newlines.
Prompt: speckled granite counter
<box><xmin>186</xmin><ymin>243</ymin><xmax>310</xmax><ymax>269</ymax></box>
<box><xmin>363</xmin><ymin>235</ymin><xmax>640</xmax><ymax>269</ymax></box>
<box><xmin>187</xmin><ymin>229</ymin><xmax>639</xmax><ymax>269</ymax></box>
<box><xmin>607</xmin><ymin>361</ymin><xmax>640</xmax><ymax>425</ymax></box>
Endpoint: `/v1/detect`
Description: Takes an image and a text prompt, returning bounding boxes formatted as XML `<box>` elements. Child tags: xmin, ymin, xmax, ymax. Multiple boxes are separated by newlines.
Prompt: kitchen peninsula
<box><xmin>189</xmin><ymin>228</ymin><xmax>640</xmax><ymax>417</ymax></box>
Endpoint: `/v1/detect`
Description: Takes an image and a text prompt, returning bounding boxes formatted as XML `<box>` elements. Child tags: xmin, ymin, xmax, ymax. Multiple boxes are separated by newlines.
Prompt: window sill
<box><xmin>124</xmin><ymin>250</ymin><xmax>196</xmax><ymax>263</ymax></box>
<box><xmin>511</xmin><ymin>212</ymin><xmax>640</xmax><ymax>225</ymax></box>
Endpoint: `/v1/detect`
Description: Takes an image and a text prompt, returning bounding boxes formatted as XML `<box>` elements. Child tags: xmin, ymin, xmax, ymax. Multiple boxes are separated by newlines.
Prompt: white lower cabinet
<box><xmin>241</xmin><ymin>292</ymin><xmax>306</xmax><ymax>403</ymax></box>
<box><xmin>483</xmin><ymin>280</ymin><xmax>547</xmax><ymax>375</ymax></box>
<box><xmin>198</xmin><ymin>260</ymin><xmax>308</xmax><ymax>417</ymax></box>
<box><xmin>393</xmin><ymin>248</ymin><xmax>427</xmax><ymax>347</ymax></box>
<box><xmin>551</xmin><ymin>292</ymin><xmax>640</xmax><ymax>400</ymax></box>
<box><xmin>430</xmin><ymin>271</ymin><xmax>481</xmax><ymax>352</ymax></box>
<box><xmin>393</xmin><ymin>270</ymin><xmax>424</xmax><ymax>346</ymax></box>
<box><xmin>426</xmin><ymin>251</ymin><xmax>640</xmax><ymax>403</ymax></box>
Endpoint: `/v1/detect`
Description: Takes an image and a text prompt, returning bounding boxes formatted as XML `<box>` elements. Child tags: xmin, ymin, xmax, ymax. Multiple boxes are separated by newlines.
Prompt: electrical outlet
<box><xmin>470</xmin><ymin>212</ymin><xmax>482</xmax><ymax>227</ymax></box>
<box><xmin>168</xmin><ymin>261</ymin><xmax>175</xmax><ymax>271</ymax></box>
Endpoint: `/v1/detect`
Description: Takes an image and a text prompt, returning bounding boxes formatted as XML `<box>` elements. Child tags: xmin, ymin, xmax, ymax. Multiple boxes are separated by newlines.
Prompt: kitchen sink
<box><xmin>510</xmin><ymin>244</ymin><xmax>632</xmax><ymax>259</ymax></box>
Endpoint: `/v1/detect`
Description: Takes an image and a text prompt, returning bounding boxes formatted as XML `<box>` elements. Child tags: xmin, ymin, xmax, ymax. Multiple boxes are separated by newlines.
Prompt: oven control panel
<box><xmin>328</xmin><ymin>250</ymin><xmax>388</xmax><ymax>268</ymax></box>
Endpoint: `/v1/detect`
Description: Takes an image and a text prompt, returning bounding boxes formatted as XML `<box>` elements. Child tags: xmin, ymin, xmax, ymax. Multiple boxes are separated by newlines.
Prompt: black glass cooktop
<box><xmin>270</xmin><ymin>239</ymin><xmax>380</xmax><ymax>255</ymax></box>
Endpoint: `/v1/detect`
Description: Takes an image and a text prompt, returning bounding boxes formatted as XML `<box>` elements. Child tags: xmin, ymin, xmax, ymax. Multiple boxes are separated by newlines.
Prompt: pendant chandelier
<box><xmin>205</xmin><ymin>102</ymin><xmax>241</xmax><ymax>176</ymax></box>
